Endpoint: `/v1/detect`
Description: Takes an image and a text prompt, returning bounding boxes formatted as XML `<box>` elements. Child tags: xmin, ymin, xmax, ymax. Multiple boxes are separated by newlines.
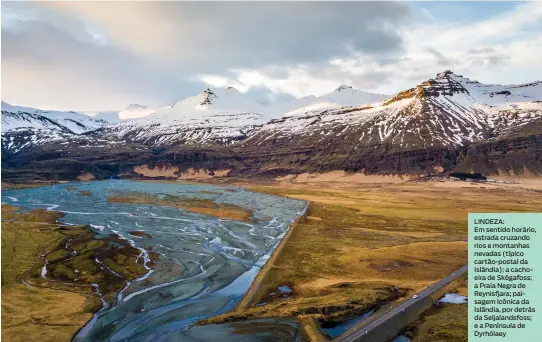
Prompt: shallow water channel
<box><xmin>2</xmin><ymin>180</ymin><xmax>307</xmax><ymax>341</ymax></box>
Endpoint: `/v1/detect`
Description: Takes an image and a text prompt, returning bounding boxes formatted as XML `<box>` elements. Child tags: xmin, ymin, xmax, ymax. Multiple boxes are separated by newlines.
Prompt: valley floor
<box><xmin>1</xmin><ymin>186</ymin><xmax>155</xmax><ymax>341</ymax></box>
<box><xmin>1</xmin><ymin>205</ymin><xmax>99</xmax><ymax>341</ymax></box>
<box><xmin>3</xmin><ymin>176</ymin><xmax>541</xmax><ymax>341</ymax></box>
<box><xmin>197</xmin><ymin>175</ymin><xmax>542</xmax><ymax>341</ymax></box>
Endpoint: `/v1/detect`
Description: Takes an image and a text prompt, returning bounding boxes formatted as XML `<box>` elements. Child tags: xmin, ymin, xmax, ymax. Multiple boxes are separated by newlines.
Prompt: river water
<box><xmin>2</xmin><ymin>180</ymin><xmax>307</xmax><ymax>341</ymax></box>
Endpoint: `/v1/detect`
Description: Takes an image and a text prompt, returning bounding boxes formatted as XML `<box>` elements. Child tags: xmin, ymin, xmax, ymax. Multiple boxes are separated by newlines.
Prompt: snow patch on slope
<box><xmin>118</xmin><ymin>104</ymin><xmax>155</xmax><ymax>120</ymax></box>
<box><xmin>1</xmin><ymin>102</ymin><xmax>108</xmax><ymax>133</ymax></box>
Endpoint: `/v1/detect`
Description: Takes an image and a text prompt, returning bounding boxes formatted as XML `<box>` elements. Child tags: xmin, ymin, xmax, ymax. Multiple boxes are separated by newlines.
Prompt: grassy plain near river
<box><xmin>200</xmin><ymin>178</ymin><xmax>542</xmax><ymax>341</ymax></box>
<box><xmin>403</xmin><ymin>273</ymin><xmax>469</xmax><ymax>342</ymax></box>
<box><xmin>1</xmin><ymin>202</ymin><xmax>157</xmax><ymax>341</ymax></box>
<box><xmin>1</xmin><ymin>205</ymin><xmax>97</xmax><ymax>342</ymax></box>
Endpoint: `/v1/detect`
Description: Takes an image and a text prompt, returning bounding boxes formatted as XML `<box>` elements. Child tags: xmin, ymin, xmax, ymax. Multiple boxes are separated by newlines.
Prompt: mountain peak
<box><xmin>436</xmin><ymin>70</ymin><xmax>455</xmax><ymax>79</ymax></box>
<box><xmin>335</xmin><ymin>85</ymin><xmax>353</xmax><ymax>92</ymax></box>
<box><xmin>124</xmin><ymin>104</ymin><xmax>150</xmax><ymax>111</ymax></box>
<box><xmin>200</xmin><ymin>88</ymin><xmax>217</xmax><ymax>105</ymax></box>
<box><xmin>119</xmin><ymin>104</ymin><xmax>155</xmax><ymax>120</ymax></box>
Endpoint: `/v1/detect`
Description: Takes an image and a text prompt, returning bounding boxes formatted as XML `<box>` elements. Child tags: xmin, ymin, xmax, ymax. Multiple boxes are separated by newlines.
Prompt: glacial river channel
<box><xmin>2</xmin><ymin>180</ymin><xmax>307</xmax><ymax>341</ymax></box>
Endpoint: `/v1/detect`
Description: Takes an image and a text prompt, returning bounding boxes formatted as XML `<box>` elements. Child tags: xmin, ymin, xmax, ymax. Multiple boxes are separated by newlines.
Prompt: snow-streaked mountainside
<box><xmin>1</xmin><ymin>101</ymin><xmax>109</xmax><ymax>154</ymax></box>
<box><xmin>102</xmin><ymin>85</ymin><xmax>391</xmax><ymax>145</ymax></box>
<box><xmin>2</xmin><ymin>85</ymin><xmax>391</xmax><ymax>151</ymax></box>
<box><xmin>3</xmin><ymin>71</ymin><xmax>542</xmax><ymax>181</ymax></box>
<box><xmin>102</xmin><ymin>87</ymin><xmax>271</xmax><ymax>145</ymax></box>
<box><xmin>1</xmin><ymin>101</ymin><xmax>108</xmax><ymax>133</ymax></box>
<box><xmin>268</xmin><ymin>85</ymin><xmax>389</xmax><ymax>117</ymax></box>
<box><xmin>246</xmin><ymin>71</ymin><xmax>542</xmax><ymax>150</ymax></box>
<box><xmin>3</xmin><ymin>71</ymin><xmax>542</xmax><ymax>157</ymax></box>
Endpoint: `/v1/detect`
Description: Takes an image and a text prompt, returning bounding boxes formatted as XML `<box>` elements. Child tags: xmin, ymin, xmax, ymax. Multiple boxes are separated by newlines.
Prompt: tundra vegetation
<box><xmin>1</xmin><ymin>204</ymin><xmax>157</xmax><ymax>341</ymax></box>
<box><xmin>404</xmin><ymin>274</ymin><xmax>468</xmax><ymax>342</ymax></box>
<box><xmin>200</xmin><ymin>181</ymin><xmax>541</xmax><ymax>340</ymax></box>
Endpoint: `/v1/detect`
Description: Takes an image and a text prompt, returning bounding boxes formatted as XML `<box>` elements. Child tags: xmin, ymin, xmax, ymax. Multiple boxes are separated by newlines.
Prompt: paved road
<box><xmin>336</xmin><ymin>265</ymin><xmax>468</xmax><ymax>342</ymax></box>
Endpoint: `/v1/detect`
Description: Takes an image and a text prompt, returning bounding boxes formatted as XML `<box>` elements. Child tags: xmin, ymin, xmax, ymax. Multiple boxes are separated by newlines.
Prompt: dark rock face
<box><xmin>3</xmin><ymin>129</ymin><xmax>541</xmax><ymax>182</ymax></box>
<box><xmin>455</xmin><ymin>132</ymin><xmax>542</xmax><ymax>176</ymax></box>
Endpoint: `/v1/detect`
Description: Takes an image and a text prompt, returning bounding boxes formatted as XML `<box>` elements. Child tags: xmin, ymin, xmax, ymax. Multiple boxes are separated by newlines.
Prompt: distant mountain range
<box><xmin>2</xmin><ymin>84</ymin><xmax>389</xmax><ymax>148</ymax></box>
<box><xmin>271</xmin><ymin>85</ymin><xmax>389</xmax><ymax>117</ymax></box>
<box><xmin>2</xmin><ymin>71</ymin><xmax>541</xmax><ymax>182</ymax></box>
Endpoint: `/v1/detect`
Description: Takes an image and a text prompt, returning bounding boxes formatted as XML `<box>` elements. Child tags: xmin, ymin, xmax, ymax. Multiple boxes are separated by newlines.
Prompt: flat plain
<box><xmin>202</xmin><ymin>178</ymin><xmax>542</xmax><ymax>340</ymax></box>
<box><xmin>1</xmin><ymin>192</ymin><xmax>156</xmax><ymax>341</ymax></box>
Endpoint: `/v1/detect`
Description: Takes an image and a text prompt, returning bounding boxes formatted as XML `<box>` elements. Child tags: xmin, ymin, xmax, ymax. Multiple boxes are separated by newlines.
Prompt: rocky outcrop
<box><xmin>77</xmin><ymin>172</ymin><xmax>96</xmax><ymax>181</ymax></box>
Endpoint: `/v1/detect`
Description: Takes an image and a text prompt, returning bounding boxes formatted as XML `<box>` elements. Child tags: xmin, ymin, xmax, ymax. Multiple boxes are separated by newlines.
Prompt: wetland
<box><xmin>1</xmin><ymin>180</ymin><xmax>307</xmax><ymax>341</ymax></box>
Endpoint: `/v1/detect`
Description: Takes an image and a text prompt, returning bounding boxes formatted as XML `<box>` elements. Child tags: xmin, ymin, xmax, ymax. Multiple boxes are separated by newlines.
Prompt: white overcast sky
<box><xmin>1</xmin><ymin>1</ymin><xmax>542</xmax><ymax>111</ymax></box>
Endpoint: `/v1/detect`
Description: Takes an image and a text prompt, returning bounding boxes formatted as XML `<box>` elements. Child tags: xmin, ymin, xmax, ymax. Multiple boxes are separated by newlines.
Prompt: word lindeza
<box><xmin>474</xmin><ymin>219</ymin><xmax>505</xmax><ymax>224</ymax></box>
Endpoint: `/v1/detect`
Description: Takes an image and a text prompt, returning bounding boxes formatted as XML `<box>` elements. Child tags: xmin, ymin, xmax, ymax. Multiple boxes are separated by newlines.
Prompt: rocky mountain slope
<box><xmin>246</xmin><ymin>71</ymin><xmax>542</xmax><ymax>150</ymax></box>
<box><xmin>1</xmin><ymin>102</ymin><xmax>108</xmax><ymax>155</ymax></box>
<box><xmin>2</xmin><ymin>71</ymin><xmax>541</xmax><ymax>181</ymax></box>
<box><xmin>1</xmin><ymin>102</ymin><xmax>107</xmax><ymax>133</ymax></box>
<box><xmin>232</xmin><ymin>71</ymin><xmax>541</xmax><ymax>175</ymax></box>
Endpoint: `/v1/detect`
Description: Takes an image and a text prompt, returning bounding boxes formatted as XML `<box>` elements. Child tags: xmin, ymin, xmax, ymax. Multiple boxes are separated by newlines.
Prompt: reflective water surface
<box><xmin>2</xmin><ymin>180</ymin><xmax>307</xmax><ymax>341</ymax></box>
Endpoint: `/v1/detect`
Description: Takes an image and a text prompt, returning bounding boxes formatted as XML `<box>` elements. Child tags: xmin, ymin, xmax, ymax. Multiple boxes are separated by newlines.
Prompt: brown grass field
<box><xmin>201</xmin><ymin>179</ymin><xmax>542</xmax><ymax>340</ymax></box>
<box><xmin>3</xmin><ymin>178</ymin><xmax>540</xmax><ymax>341</ymax></box>
<box><xmin>1</xmin><ymin>204</ymin><xmax>154</xmax><ymax>341</ymax></box>
<box><xmin>1</xmin><ymin>205</ymin><xmax>98</xmax><ymax>341</ymax></box>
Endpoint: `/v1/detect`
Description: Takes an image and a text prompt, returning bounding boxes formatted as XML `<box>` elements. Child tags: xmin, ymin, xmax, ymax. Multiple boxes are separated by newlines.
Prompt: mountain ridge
<box><xmin>2</xmin><ymin>71</ymin><xmax>542</xmax><ymax>181</ymax></box>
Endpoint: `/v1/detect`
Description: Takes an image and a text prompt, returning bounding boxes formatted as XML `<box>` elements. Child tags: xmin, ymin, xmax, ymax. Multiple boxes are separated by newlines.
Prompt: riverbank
<box><xmin>196</xmin><ymin>177</ymin><xmax>542</xmax><ymax>340</ymax></box>
<box><xmin>0</xmin><ymin>202</ymin><xmax>157</xmax><ymax>341</ymax></box>
<box><xmin>235</xmin><ymin>201</ymin><xmax>309</xmax><ymax>310</ymax></box>
<box><xmin>4</xmin><ymin>177</ymin><xmax>541</xmax><ymax>341</ymax></box>
<box><xmin>1</xmin><ymin>205</ymin><xmax>98</xmax><ymax>341</ymax></box>
<box><xmin>400</xmin><ymin>274</ymin><xmax>469</xmax><ymax>342</ymax></box>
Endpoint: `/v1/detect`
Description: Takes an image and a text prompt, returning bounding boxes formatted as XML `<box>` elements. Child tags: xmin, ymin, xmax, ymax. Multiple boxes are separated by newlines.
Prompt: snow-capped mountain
<box><xmin>267</xmin><ymin>85</ymin><xmax>390</xmax><ymax>117</ymax></box>
<box><xmin>245</xmin><ymin>71</ymin><xmax>542</xmax><ymax>151</ymax></box>
<box><xmin>147</xmin><ymin>87</ymin><xmax>268</xmax><ymax>122</ymax></box>
<box><xmin>83</xmin><ymin>111</ymin><xmax>121</xmax><ymax>123</ymax></box>
<box><xmin>1</xmin><ymin>102</ymin><xmax>108</xmax><ymax>133</ymax></box>
<box><xmin>1</xmin><ymin>101</ymin><xmax>109</xmax><ymax>154</ymax></box>
<box><xmin>118</xmin><ymin>104</ymin><xmax>155</xmax><ymax>120</ymax></box>
<box><xmin>323</xmin><ymin>85</ymin><xmax>389</xmax><ymax>107</ymax></box>
<box><xmin>103</xmin><ymin>87</ymin><xmax>273</xmax><ymax>146</ymax></box>
<box><xmin>3</xmin><ymin>71</ymin><xmax>542</xmax><ymax>181</ymax></box>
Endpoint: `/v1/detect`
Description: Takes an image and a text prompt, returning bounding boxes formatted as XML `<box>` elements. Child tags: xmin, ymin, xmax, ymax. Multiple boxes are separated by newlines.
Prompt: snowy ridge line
<box><xmin>245</xmin><ymin>72</ymin><xmax>542</xmax><ymax>149</ymax></box>
<box><xmin>2</xmin><ymin>72</ymin><xmax>542</xmax><ymax>152</ymax></box>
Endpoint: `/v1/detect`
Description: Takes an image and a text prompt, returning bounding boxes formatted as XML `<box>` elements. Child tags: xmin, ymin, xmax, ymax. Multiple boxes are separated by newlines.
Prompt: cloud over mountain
<box><xmin>1</xmin><ymin>1</ymin><xmax>541</xmax><ymax>111</ymax></box>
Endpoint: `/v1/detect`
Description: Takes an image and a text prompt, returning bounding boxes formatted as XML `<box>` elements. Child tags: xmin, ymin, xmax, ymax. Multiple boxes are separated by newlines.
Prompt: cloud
<box><xmin>1</xmin><ymin>1</ymin><xmax>411</xmax><ymax>110</ymax></box>
<box><xmin>46</xmin><ymin>1</ymin><xmax>410</xmax><ymax>71</ymax></box>
<box><xmin>1</xmin><ymin>1</ymin><xmax>541</xmax><ymax>111</ymax></box>
<box><xmin>243</xmin><ymin>87</ymin><xmax>296</xmax><ymax>106</ymax></box>
<box><xmin>1</xmin><ymin>8</ymin><xmax>206</xmax><ymax>111</ymax></box>
<box><xmin>199</xmin><ymin>2</ymin><xmax>542</xmax><ymax>95</ymax></box>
